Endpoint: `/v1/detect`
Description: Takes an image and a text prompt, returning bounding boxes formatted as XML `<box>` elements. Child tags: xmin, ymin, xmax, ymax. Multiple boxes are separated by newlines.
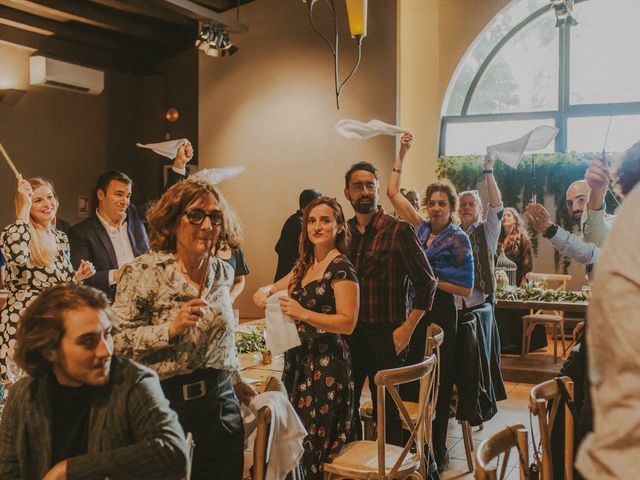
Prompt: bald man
<box><xmin>526</xmin><ymin>179</ymin><xmax>613</xmax><ymax>274</ymax></box>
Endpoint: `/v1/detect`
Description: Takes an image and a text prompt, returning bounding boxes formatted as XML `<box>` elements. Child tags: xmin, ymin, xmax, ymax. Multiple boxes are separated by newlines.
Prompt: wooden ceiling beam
<box><xmin>5</xmin><ymin>0</ymin><xmax>184</xmax><ymax>45</ymax></box>
<box><xmin>149</xmin><ymin>0</ymin><xmax>247</xmax><ymax>32</ymax></box>
<box><xmin>0</xmin><ymin>22</ymin><xmax>155</xmax><ymax>74</ymax></box>
<box><xmin>88</xmin><ymin>0</ymin><xmax>193</xmax><ymax>27</ymax></box>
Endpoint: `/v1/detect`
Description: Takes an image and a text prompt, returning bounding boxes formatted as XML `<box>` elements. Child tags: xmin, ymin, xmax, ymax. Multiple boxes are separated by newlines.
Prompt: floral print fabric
<box><xmin>0</xmin><ymin>220</ymin><xmax>76</xmax><ymax>375</ymax></box>
<box><xmin>111</xmin><ymin>250</ymin><xmax>240</xmax><ymax>381</ymax></box>
<box><xmin>282</xmin><ymin>254</ymin><xmax>357</xmax><ymax>480</ymax></box>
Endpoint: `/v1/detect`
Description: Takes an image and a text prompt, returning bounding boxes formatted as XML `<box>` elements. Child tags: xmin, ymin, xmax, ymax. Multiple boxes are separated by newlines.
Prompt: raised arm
<box><xmin>484</xmin><ymin>152</ymin><xmax>502</xmax><ymax>208</ymax></box>
<box><xmin>387</xmin><ymin>133</ymin><xmax>422</xmax><ymax>227</ymax></box>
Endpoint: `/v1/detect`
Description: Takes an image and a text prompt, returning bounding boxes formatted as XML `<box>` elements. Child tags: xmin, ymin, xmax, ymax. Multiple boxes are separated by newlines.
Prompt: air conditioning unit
<box><xmin>29</xmin><ymin>56</ymin><xmax>104</xmax><ymax>95</ymax></box>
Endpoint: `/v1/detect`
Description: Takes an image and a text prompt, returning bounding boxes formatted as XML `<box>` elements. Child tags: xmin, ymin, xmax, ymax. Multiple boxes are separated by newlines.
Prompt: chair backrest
<box><xmin>373</xmin><ymin>354</ymin><xmax>437</xmax><ymax>479</ymax></box>
<box><xmin>476</xmin><ymin>424</ymin><xmax>528</xmax><ymax>480</ymax></box>
<box><xmin>423</xmin><ymin>323</ymin><xmax>444</xmax><ymax>442</ymax></box>
<box><xmin>253</xmin><ymin>376</ymin><xmax>289</xmax><ymax>480</ymax></box>
<box><xmin>184</xmin><ymin>432</ymin><xmax>195</xmax><ymax>480</ymax></box>
<box><xmin>529</xmin><ymin>376</ymin><xmax>575</xmax><ymax>480</ymax></box>
<box><xmin>525</xmin><ymin>273</ymin><xmax>572</xmax><ymax>290</ymax></box>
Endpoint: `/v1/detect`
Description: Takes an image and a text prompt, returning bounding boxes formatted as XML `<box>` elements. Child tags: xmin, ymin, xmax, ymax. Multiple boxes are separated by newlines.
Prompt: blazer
<box><xmin>68</xmin><ymin>205</ymin><xmax>149</xmax><ymax>300</ymax></box>
<box><xmin>0</xmin><ymin>357</ymin><xmax>188</xmax><ymax>480</ymax></box>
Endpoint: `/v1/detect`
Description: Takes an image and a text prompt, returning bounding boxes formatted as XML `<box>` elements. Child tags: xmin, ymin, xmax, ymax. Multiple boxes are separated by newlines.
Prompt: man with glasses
<box><xmin>343</xmin><ymin>161</ymin><xmax>436</xmax><ymax>446</ymax></box>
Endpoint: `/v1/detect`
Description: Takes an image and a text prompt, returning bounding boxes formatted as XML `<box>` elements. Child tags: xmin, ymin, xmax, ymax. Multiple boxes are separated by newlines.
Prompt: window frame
<box><xmin>440</xmin><ymin>0</ymin><xmax>640</xmax><ymax>156</ymax></box>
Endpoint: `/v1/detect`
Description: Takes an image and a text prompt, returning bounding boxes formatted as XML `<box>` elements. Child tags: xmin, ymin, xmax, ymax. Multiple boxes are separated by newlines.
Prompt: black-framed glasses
<box><xmin>183</xmin><ymin>209</ymin><xmax>223</xmax><ymax>226</ymax></box>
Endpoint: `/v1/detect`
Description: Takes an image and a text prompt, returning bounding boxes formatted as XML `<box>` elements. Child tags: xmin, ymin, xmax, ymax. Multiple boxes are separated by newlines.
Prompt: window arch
<box><xmin>441</xmin><ymin>0</ymin><xmax>640</xmax><ymax>156</ymax></box>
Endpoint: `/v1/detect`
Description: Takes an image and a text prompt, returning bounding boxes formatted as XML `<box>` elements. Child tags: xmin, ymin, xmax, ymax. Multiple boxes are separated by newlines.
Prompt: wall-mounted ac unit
<box><xmin>29</xmin><ymin>56</ymin><xmax>104</xmax><ymax>95</ymax></box>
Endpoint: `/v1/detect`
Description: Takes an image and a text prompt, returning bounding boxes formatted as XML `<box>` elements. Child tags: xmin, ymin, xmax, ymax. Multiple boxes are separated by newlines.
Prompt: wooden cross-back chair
<box><xmin>252</xmin><ymin>376</ymin><xmax>302</xmax><ymax>480</ymax></box>
<box><xmin>529</xmin><ymin>376</ymin><xmax>575</xmax><ymax>480</ymax></box>
<box><xmin>324</xmin><ymin>355</ymin><xmax>437</xmax><ymax>480</ymax></box>
<box><xmin>475</xmin><ymin>424</ymin><xmax>528</xmax><ymax>480</ymax></box>
<box><xmin>522</xmin><ymin>273</ymin><xmax>572</xmax><ymax>361</ymax></box>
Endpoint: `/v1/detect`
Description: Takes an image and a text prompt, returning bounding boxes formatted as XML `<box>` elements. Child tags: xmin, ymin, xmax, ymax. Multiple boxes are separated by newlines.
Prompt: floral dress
<box><xmin>283</xmin><ymin>254</ymin><xmax>357</xmax><ymax>480</ymax></box>
<box><xmin>0</xmin><ymin>220</ymin><xmax>76</xmax><ymax>375</ymax></box>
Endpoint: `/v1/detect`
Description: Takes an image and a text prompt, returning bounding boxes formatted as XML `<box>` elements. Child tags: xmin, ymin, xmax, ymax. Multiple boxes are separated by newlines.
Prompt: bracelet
<box><xmin>482</xmin><ymin>169</ymin><xmax>493</xmax><ymax>174</ymax></box>
<box><xmin>392</xmin><ymin>167</ymin><xmax>402</xmax><ymax>173</ymax></box>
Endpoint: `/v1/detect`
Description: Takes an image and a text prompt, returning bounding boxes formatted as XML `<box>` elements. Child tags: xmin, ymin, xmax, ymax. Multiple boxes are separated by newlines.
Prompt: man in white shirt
<box><xmin>69</xmin><ymin>143</ymin><xmax>193</xmax><ymax>300</ymax></box>
<box><xmin>68</xmin><ymin>171</ymin><xmax>148</xmax><ymax>301</ymax></box>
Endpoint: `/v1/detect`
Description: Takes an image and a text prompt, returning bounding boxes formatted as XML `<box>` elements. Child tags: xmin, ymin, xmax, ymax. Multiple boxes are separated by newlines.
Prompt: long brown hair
<box><xmin>14</xmin><ymin>177</ymin><xmax>58</xmax><ymax>268</ymax></box>
<box><xmin>289</xmin><ymin>197</ymin><xmax>350</xmax><ymax>292</ymax></box>
<box><xmin>500</xmin><ymin>207</ymin><xmax>526</xmax><ymax>249</ymax></box>
<box><xmin>146</xmin><ymin>179</ymin><xmax>243</xmax><ymax>252</ymax></box>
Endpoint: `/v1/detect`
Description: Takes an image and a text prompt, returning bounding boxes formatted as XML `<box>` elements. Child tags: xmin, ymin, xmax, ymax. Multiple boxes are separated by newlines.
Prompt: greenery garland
<box><xmin>436</xmin><ymin>152</ymin><xmax>592</xmax><ymax>272</ymax></box>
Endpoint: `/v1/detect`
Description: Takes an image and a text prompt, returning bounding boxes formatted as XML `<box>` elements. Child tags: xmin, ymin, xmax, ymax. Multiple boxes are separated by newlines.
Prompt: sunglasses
<box><xmin>183</xmin><ymin>209</ymin><xmax>223</xmax><ymax>226</ymax></box>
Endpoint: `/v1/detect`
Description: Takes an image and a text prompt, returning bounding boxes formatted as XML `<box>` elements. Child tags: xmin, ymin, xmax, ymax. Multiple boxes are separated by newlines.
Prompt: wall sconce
<box><xmin>303</xmin><ymin>0</ymin><xmax>368</xmax><ymax>109</ymax></box>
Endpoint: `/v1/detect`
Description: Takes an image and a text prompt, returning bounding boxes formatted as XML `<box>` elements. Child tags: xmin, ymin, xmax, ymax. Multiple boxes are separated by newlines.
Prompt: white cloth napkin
<box><xmin>335</xmin><ymin>118</ymin><xmax>410</xmax><ymax>140</ymax></box>
<box><xmin>135</xmin><ymin>138</ymin><xmax>189</xmax><ymax>158</ymax></box>
<box><xmin>487</xmin><ymin>125</ymin><xmax>559</xmax><ymax>168</ymax></box>
<box><xmin>265</xmin><ymin>291</ymin><xmax>301</xmax><ymax>355</ymax></box>
<box><xmin>191</xmin><ymin>166</ymin><xmax>246</xmax><ymax>185</ymax></box>
<box><xmin>249</xmin><ymin>391</ymin><xmax>307</xmax><ymax>480</ymax></box>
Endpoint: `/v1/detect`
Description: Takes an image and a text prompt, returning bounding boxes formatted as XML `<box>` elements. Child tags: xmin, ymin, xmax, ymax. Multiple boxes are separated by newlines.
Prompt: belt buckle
<box><xmin>182</xmin><ymin>380</ymin><xmax>206</xmax><ymax>401</ymax></box>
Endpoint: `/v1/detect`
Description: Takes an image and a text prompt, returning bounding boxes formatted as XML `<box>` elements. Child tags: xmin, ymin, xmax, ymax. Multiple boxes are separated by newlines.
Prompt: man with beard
<box><xmin>0</xmin><ymin>283</ymin><xmax>188</xmax><ymax>480</ymax></box>
<box><xmin>343</xmin><ymin>161</ymin><xmax>436</xmax><ymax>446</ymax></box>
<box><xmin>526</xmin><ymin>179</ymin><xmax>614</xmax><ymax>276</ymax></box>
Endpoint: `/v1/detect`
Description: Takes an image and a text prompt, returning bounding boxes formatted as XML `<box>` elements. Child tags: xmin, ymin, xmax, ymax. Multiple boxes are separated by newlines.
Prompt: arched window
<box><xmin>441</xmin><ymin>0</ymin><xmax>640</xmax><ymax>156</ymax></box>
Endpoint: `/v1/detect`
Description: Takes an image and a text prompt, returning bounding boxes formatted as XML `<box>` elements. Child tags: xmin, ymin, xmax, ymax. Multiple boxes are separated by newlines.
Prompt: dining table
<box><xmin>495</xmin><ymin>297</ymin><xmax>588</xmax><ymax>314</ymax></box>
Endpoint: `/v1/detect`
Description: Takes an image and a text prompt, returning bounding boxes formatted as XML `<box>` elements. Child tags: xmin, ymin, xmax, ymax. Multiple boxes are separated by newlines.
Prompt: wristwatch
<box><xmin>543</xmin><ymin>223</ymin><xmax>559</xmax><ymax>239</ymax></box>
<box><xmin>482</xmin><ymin>169</ymin><xmax>493</xmax><ymax>174</ymax></box>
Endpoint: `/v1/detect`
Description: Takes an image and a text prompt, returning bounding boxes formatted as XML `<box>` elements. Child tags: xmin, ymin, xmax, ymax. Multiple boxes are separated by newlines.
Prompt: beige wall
<box><xmin>199</xmin><ymin>0</ymin><xmax>398</xmax><ymax>318</ymax></box>
<box><xmin>0</xmin><ymin>42</ymin><xmax>110</xmax><ymax>227</ymax></box>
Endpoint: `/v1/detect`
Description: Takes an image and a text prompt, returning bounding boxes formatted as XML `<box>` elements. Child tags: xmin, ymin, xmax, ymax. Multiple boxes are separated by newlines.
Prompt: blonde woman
<box><xmin>0</xmin><ymin>177</ymin><xmax>94</xmax><ymax>375</ymax></box>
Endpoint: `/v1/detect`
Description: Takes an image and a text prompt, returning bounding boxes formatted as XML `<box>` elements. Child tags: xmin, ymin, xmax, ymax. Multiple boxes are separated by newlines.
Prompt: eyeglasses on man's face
<box><xmin>349</xmin><ymin>182</ymin><xmax>377</xmax><ymax>193</ymax></box>
<box><xmin>183</xmin><ymin>209</ymin><xmax>223</xmax><ymax>226</ymax></box>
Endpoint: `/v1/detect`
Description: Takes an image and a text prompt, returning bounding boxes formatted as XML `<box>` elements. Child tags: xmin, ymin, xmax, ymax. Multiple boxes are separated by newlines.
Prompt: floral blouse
<box><xmin>112</xmin><ymin>250</ymin><xmax>240</xmax><ymax>382</ymax></box>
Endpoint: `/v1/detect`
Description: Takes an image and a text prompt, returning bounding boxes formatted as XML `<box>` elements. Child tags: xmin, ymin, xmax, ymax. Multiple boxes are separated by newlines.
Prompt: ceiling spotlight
<box><xmin>196</xmin><ymin>22</ymin><xmax>238</xmax><ymax>58</ymax></box>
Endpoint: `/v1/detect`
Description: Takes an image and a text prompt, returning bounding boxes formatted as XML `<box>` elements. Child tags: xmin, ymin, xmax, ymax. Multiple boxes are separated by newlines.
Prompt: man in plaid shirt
<box><xmin>343</xmin><ymin>161</ymin><xmax>436</xmax><ymax>446</ymax></box>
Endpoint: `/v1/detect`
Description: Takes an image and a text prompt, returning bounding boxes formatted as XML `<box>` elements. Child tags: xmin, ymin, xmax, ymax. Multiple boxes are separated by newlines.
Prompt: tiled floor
<box><xmin>443</xmin><ymin>381</ymin><xmax>535</xmax><ymax>479</ymax></box>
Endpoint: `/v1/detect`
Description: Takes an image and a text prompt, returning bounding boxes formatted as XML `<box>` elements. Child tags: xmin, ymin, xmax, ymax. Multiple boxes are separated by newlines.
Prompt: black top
<box><xmin>274</xmin><ymin>211</ymin><xmax>302</xmax><ymax>282</ymax></box>
<box><xmin>50</xmin><ymin>376</ymin><xmax>95</xmax><ymax>464</ymax></box>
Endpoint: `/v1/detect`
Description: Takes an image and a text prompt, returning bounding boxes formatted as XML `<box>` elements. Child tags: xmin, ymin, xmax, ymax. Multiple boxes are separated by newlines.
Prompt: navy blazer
<box><xmin>68</xmin><ymin>205</ymin><xmax>149</xmax><ymax>300</ymax></box>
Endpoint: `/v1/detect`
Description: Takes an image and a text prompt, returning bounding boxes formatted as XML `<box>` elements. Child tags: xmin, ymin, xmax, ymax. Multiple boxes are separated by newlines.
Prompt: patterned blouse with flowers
<box><xmin>283</xmin><ymin>254</ymin><xmax>358</xmax><ymax>480</ymax></box>
<box><xmin>111</xmin><ymin>250</ymin><xmax>240</xmax><ymax>382</ymax></box>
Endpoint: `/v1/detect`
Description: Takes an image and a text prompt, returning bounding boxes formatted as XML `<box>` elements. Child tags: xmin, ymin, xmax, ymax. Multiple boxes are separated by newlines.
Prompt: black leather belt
<box><xmin>161</xmin><ymin>368</ymin><xmax>228</xmax><ymax>402</ymax></box>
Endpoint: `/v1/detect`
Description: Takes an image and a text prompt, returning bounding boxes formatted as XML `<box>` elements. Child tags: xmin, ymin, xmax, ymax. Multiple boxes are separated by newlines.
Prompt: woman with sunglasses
<box><xmin>387</xmin><ymin>133</ymin><xmax>474</xmax><ymax>471</ymax></box>
<box><xmin>254</xmin><ymin>197</ymin><xmax>359</xmax><ymax>480</ymax></box>
<box><xmin>111</xmin><ymin>179</ymin><xmax>255</xmax><ymax>480</ymax></box>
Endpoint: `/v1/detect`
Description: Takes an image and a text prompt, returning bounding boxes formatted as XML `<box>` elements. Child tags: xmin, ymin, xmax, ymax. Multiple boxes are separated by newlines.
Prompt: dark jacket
<box><xmin>274</xmin><ymin>211</ymin><xmax>302</xmax><ymax>282</ymax></box>
<box><xmin>68</xmin><ymin>205</ymin><xmax>148</xmax><ymax>301</ymax></box>
<box><xmin>0</xmin><ymin>357</ymin><xmax>188</xmax><ymax>480</ymax></box>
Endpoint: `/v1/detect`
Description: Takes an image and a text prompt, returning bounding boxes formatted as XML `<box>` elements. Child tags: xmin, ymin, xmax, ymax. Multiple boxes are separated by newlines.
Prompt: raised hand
<box><xmin>525</xmin><ymin>203</ymin><xmax>552</xmax><ymax>233</ymax></box>
<box><xmin>399</xmin><ymin>132</ymin><xmax>413</xmax><ymax>160</ymax></box>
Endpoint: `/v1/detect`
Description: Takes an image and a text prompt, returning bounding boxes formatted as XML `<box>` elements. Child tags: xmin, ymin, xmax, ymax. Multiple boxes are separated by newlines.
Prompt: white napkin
<box><xmin>335</xmin><ymin>118</ymin><xmax>410</xmax><ymax>141</ymax></box>
<box><xmin>191</xmin><ymin>166</ymin><xmax>245</xmax><ymax>185</ymax></box>
<box><xmin>487</xmin><ymin>125</ymin><xmax>559</xmax><ymax>168</ymax></box>
<box><xmin>265</xmin><ymin>291</ymin><xmax>301</xmax><ymax>355</ymax></box>
<box><xmin>250</xmin><ymin>391</ymin><xmax>307</xmax><ymax>480</ymax></box>
<box><xmin>136</xmin><ymin>138</ymin><xmax>189</xmax><ymax>158</ymax></box>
